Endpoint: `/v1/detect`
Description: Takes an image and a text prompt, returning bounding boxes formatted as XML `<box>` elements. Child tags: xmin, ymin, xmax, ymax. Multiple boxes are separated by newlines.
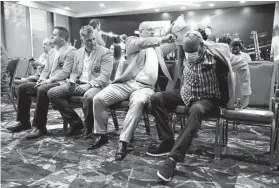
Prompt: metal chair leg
<box><xmin>110</xmin><ymin>110</ymin><xmax>119</xmax><ymax>131</ymax></box>
<box><xmin>7</xmin><ymin>93</ymin><xmax>17</xmax><ymax>112</ymax></box>
<box><xmin>214</xmin><ymin>118</ymin><xmax>221</xmax><ymax>160</ymax></box>
<box><xmin>63</xmin><ymin>118</ymin><xmax>68</xmax><ymax>132</ymax></box>
<box><xmin>172</xmin><ymin>113</ymin><xmax>177</xmax><ymax>133</ymax></box>
<box><xmin>143</xmin><ymin>111</ymin><xmax>150</xmax><ymax>135</ymax></box>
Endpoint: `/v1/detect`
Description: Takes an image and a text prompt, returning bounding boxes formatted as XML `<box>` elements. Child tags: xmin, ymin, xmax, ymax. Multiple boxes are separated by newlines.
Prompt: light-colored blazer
<box><xmin>112</xmin><ymin>36</ymin><xmax>176</xmax><ymax>85</ymax></box>
<box><xmin>40</xmin><ymin>43</ymin><xmax>76</xmax><ymax>85</ymax></box>
<box><xmin>70</xmin><ymin>45</ymin><xmax>113</xmax><ymax>88</ymax></box>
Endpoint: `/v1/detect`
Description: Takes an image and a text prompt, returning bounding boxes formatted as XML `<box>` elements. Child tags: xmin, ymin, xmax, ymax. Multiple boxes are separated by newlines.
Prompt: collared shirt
<box><xmin>79</xmin><ymin>50</ymin><xmax>93</xmax><ymax>83</ymax></box>
<box><xmin>134</xmin><ymin>48</ymin><xmax>158</xmax><ymax>86</ymax></box>
<box><xmin>181</xmin><ymin>50</ymin><xmax>221</xmax><ymax>106</ymax></box>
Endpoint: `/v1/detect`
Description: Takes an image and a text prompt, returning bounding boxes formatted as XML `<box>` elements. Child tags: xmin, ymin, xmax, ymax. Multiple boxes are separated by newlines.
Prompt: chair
<box><xmin>219</xmin><ymin>61</ymin><xmax>278</xmax><ymax>159</ymax></box>
<box><xmin>1</xmin><ymin>58</ymin><xmax>20</xmax><ymax>111</ymax></box>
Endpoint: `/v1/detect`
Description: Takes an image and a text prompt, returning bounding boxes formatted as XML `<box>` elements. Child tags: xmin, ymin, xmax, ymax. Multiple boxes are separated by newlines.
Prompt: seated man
<box><xmin>149</xmin><ymin>30</ymin><xmax>235</xmax><ymax>182</ymax></box>
<box><xmin>89</xmin><ymin>21</ymin><xmax>176</xmax><ymax>161</ymax></box>
<box><xmin>89</xmin><ymin>19</ymin><xmax>106</xmax><ymax>47</ymax></box>
<box><xmin>7</xmin><ymin>26</ymin><xmax>76</xmax><ymax>139</ymax></box>
<box><xmin>22</xmin><ymin>38</ymin><xmax>55</xmax><ymax>82</ymax></box>
<box><xmin>230</xmin><ymin>40</ymin><xmax>252</xmax><ymax>108</ymax></box>
<box><xmin>48</xmin><ymin>25</ymin><xmax>113</xmax><ymax>136</ymax></box>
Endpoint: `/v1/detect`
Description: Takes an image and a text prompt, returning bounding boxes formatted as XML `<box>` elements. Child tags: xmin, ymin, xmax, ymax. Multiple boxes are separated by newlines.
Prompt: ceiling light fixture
<box><xmin>64</xmin><ymin>6</ymin><xmax>70</xmax><ymax>10</ymax></box>
<box><xmin>155</xmin><ymin>9</ymin><xmax>160</xmax><ymax>12</ymax></box>
<box><xmin>183</xmin><ymin>3</ymin><xmax>200</xmax><ymax>7</ymax></box>
<box><xmin>209</xmin><ymin>3</ymin><xmax>214</xmax><ymax>7</ymax></box>
<box><xmin>100</xmin><ymin>3</ymin><xmax>105</xmax><ymax>7</ymax></box>
<box><xmin>181</xmin><ymin>6</ymin><xmax>186</xmax><ymax>10</ymax></box>
<box><xmin>240</xmin><ymin>1</ymin><xmax>246</xmax><ymax>3</ymax></box>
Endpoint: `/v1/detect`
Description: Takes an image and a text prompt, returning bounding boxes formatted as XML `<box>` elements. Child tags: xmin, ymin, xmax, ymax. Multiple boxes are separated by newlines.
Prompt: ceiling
<box><xmin>18</xmin><ymin>1</ymin><xmax>275</xmax><ymax>18</ymax></box>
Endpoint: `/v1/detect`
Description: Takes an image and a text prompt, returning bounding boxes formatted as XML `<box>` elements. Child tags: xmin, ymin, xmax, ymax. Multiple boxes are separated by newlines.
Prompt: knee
<box><xmin>189</xmin><ymin>103</ymin><xmax>205</xmax><ymax>115</ymax></box>
<box><xmin>150</xmin><ymin>92</ymin><xmax>163</xmax><ymax>105</ymax></box>
<box><xmin>93</xmin><ymin>93</ymin><xmax>104</xmax><ymax>106</ymax></box>
<box><xmin>47</xmin><ymin>88</ymin><xmax>55</xmax><ymax>99</ymax></box>
<box><xmin>129</xmin><ymin>98</ymin><xmax>145</xmax><ymax>109</ymax></box>
<box><xmin>83</xmin><ymin>92</ymin><xmax>94</xmax><ymax>104</ymax></box>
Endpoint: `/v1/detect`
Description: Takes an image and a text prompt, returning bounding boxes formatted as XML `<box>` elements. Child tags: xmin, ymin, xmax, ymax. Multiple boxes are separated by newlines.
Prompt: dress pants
<box><xmin>47</xmin><ymin>84</ymin><xmax>101</xmax><ymax>133</ymax></box>
<box><xmin>16</xmin><ymin>81</ymin><xmax>60</xmax><ymax>129</ymax></box>
<box><xmin>93</xmin><ymin>80</ymin><xmax>154</xmax><ymax>142</ymax></box>
<box><xmin>168</xmin><ymin>99</ymin><xmax>219</xmax><ymax>162</ymax></box>
<box><xmin>150</xmin><ymin>89</ymin><xmax>184</xmax><ymax>141</ymax></box>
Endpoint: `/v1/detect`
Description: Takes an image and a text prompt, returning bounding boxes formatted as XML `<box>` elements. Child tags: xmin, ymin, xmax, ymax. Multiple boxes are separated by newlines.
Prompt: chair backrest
<box><xmin>14</xmin><ymin>58</ymin><xmax>31</xmax><ymax>79</ymax></box>
<box><xmin>5</xmin><ymin>58</ymin><xmax>20</xmax><ymax>87</ymax></box>
<box><xmin>247</xmin><ymin>61</ymin><xmax>276</xmax><ymax>109</ymax></box>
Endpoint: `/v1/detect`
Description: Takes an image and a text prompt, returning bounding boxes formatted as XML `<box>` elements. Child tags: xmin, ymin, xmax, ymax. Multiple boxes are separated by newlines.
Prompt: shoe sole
<box><xmin>157</xmin><ymin>171</ymin><xmax>172</xmax><ymax>182</ymax></box>
<box><xmin>146</xmin><ymin>152</ymin><xmax>169</xmax><ymax>157</ymax></box>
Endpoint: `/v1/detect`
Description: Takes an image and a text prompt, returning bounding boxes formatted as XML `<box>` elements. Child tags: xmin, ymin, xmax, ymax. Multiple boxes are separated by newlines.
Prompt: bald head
<box><xmin>139</xmin><ymin>21</ymin><xmax>155</xmax><ymax>38</ymax></box>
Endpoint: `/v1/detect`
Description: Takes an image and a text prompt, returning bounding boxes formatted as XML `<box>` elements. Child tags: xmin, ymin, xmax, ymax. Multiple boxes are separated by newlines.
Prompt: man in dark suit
<box><xmin>7</xmin><ymin>26</ymin><xmax>76</xmax><ymax>139</ymax></box>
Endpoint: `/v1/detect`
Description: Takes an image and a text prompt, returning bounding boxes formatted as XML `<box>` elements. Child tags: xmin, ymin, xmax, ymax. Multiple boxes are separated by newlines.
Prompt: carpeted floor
<box><xmin>1</xmin><ymin>98</ymin><xmax>279</xmax><ymax>188</ymax></box>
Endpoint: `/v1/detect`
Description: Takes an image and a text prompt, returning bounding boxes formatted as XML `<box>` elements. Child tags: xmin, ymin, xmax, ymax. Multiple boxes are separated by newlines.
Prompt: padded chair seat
<box><xmin>175</xmin><ymin>105</ymin><xmax>220</xmax><ymax>117</ymax></box>
<box><xmin>223</xmin><ymin>109</ymin><xmax>274</xmax><ymax>123</ymax></box>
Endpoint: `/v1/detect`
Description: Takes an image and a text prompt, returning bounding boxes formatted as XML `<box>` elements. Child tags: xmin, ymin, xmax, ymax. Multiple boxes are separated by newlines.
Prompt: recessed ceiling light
<box><xmin>155</xmin><ymin>9</ymin><xmax>160</xmax><ymax>12</ymax></box>
<box><xmin>100</xmin><ymin>3</ymin><xmax>105</xmax><ymax>7</ymax></box>
<box><xmin>209</xmin><ymin>3</ymin><xmax>214</xmax><ymax>7</ymax></box>
<box><xmin>240</xmin><ymin>1</ymin><xmax>246</xmax><ymax>3</ymax></box>
<box><xmin>64</xmin><ymin>6</ymin><xmax>70</xmax><ymax>10</ymax></box>
<box><xmin>181</xmin><ymin>6</ymin><xmax>186</xmax><ymax>10</ymax></box>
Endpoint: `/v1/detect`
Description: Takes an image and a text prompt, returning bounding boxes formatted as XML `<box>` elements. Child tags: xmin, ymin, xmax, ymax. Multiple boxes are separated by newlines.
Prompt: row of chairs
<box><xmin>2</xmin><ymin>57</ymin><xmax>279</xmax><ymax>167</ymax></box>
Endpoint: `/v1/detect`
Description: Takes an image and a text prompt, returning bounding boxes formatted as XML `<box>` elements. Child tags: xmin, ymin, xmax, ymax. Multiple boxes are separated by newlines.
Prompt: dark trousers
<box><xmin>47</xmin><ymin>84</ymin><xmax>101</xmax><ymax>133</ymax></box>
<box><xmin>16</xmin><ymin>81</ymin><xmax>60</xmax><ymax>129</ymax></box>
<box><xmin>150</xmin><ymin>89</ymin><xmax>184</xmax><ymax>141</ymax></box>
<box><xmin>169</xmin><ymin>99</ymin><xmax>219</xmax><ymax>162</ymax></box>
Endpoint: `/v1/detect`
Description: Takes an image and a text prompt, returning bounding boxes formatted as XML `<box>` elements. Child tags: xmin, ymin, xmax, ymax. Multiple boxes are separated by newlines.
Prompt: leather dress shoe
<box><xmin>7</xmin><ymin>122</ymin><xmax>31</xmax><ymax>133</ymax></box>
<box><xmin>25</xmin><ymin>129</ymin><xmax>47</xmax><ymax>139</ymax></box>
<box><xmin>66</xmin><ymin>121</ymin><xmax>84</xmax><ymax>136</ymax></box>
<box><xmin>87</xmin><ymin>135</ymin><xmax>108</xmax><ymax>150</ymax></box>
<box><xmin>115</xmin><ymin>141</ymin><xmax>127</xmax><ymax>161</ymax></box>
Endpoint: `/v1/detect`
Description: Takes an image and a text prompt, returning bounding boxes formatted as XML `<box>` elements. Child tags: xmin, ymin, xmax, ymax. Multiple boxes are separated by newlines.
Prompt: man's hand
<box><xmin>75</xmin><ymin>84</ymin><xmax>91</xmax><ymax>95</ymax></box>
<box><xmin>161</xmin><ymin>34</ymin><xmax>177</xmax><ymax>43</ymax></box>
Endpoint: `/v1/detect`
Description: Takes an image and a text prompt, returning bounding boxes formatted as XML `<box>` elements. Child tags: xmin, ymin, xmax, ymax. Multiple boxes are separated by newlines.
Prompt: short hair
<box><xmin>231</xmin><ymin>40</ymin><xmax>242</xmax><ymax>47</ymax></box>
<box><xmin>183</xmin><ymin>31</ymin><xmax>203</xmax><ymax>53</ymax></box>
<box><xmin>218</xmin><ymin>36</ymin><xmax>232</xmax><ymax>46</ymax></box>
<box><xmin>198</xmin><ymin>28</ymin><xmax>208</xmax><ymax>40</ymax></box>
<box><xmin>79</xmin><ymin>25</ymin><xmax>94</xmax><ymax>39</ymax></box>
<box><xmin>43</xmin><ymin>38</ymin><xmax>52</xmax><ymax>45</ymax></box>
<box><xmin>205</xmin><ymin>26</ymin><xmax>212</xmax><ymax>31</ymax></box>
<box><xmin>54</xmin><ymin>26</ymin><xmax>69</xmax><ymax>41</ymax></box>
<box><xmin>89</xmin><ymin>19</ymin><xmax>100</xmax><ymax>29</ymax></box>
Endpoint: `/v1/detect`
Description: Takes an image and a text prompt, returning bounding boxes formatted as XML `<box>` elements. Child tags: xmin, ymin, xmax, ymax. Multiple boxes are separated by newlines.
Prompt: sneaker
<box><xmin>146</xmin><ymin>139</ymin><xmax>174</xmax><ymax>157</ymax></box>
<box><xmin>157</xmin><ymin>157</ymin><xmax>176</xmax><ymax>182</ymax></box>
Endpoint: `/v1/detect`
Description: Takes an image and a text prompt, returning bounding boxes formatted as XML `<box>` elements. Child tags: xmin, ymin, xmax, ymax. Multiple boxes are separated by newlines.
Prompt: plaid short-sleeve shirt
<box><xmin>181</xmin><ymin>50</ymin><xmax>221</xmax><ymax>106</ymax></box>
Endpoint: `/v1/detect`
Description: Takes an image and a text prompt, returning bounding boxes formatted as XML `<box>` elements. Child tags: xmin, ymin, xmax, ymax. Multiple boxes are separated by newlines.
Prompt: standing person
<box><xmin>48</xmin><ymin>25</ymin><xmax>113</xmax><ymax>136</ymax></box>
<box><xmin>89</xmin><ymin>21</ymin><xmax>176</xmax><ymax>161</ymax></box>
<box><xmin>205</xmin><ymin>26</ymin><xmax>216</xmax><ymax>42</ymax></box>
<box><xmin>7</xmin><ymin>27</ymin><xmax>76</xmax><ymax>138</ymax></box>
<box><xmin>149</xmin><ymin>30</ymin><xmax>235</xmax><ymax>182</ymax></box>
<box><xmin>89</xmin><ymin>19</ymin><xmax>106</xmax><ymax>47</ymax></box>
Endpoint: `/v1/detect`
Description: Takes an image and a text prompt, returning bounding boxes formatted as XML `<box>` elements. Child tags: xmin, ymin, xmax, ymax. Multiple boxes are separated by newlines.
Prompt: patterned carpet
<box><xmin>1</xmin><ymin>98</ymin><xmax>279</xmax><ymax>188</ymax></box>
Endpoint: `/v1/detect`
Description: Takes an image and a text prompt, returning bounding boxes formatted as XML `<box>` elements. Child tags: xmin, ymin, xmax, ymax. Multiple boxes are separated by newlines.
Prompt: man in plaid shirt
<box><xmin>148</xmin><ymin>30</ymin><xmax>235</xmax><ymax>182</ymax></box>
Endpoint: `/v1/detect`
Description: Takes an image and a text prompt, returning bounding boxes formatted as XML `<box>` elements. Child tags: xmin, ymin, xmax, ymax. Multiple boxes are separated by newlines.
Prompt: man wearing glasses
<box><xmin>148</xmin><ymin>30</ymin><xmax>235</xmax><ymax>182</ymax></box>
<box><xmin>88</xmin><ymin>21</ymin><xmax>177</xmax><ymax>161</ymax></box>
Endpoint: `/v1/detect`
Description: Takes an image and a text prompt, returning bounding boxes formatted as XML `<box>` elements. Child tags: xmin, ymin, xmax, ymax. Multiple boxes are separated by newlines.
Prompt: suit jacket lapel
<box><xmin>155</xmin><ymin>47</ymin><xmax>173</xmax><ymax>82</ymax></box>
<box><xmin>88</xmin><ymin>47</ymin><xmax>100</xmax><ymax>79</ymax></box>
<box><xmin>78</xmin><ymin>47</ymin><xmax>85</xmax><ymax>72</ymax></box>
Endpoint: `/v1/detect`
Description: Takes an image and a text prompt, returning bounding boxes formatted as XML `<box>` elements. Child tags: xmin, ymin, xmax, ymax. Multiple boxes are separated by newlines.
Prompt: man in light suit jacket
<box><xmin>48</xmin><ymin>25</ymin><xmax>113</xmax><ymax>136</ymax></box>
<box><xmin>88</xmin><ymin>21</ymin><xmax>177</xmax><ymax>161</ymax></box>
<box><xmin>8</xmin><ymin>26</ymin><xmax>76</xmax><ymax>139</ymax></box>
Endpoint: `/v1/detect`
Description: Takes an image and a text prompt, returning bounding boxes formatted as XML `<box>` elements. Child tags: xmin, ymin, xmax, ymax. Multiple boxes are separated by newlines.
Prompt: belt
<box><xmin>136</xmin><ymin>80</ymin><xmax>152</xmax><ymax>86</ymax></box>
